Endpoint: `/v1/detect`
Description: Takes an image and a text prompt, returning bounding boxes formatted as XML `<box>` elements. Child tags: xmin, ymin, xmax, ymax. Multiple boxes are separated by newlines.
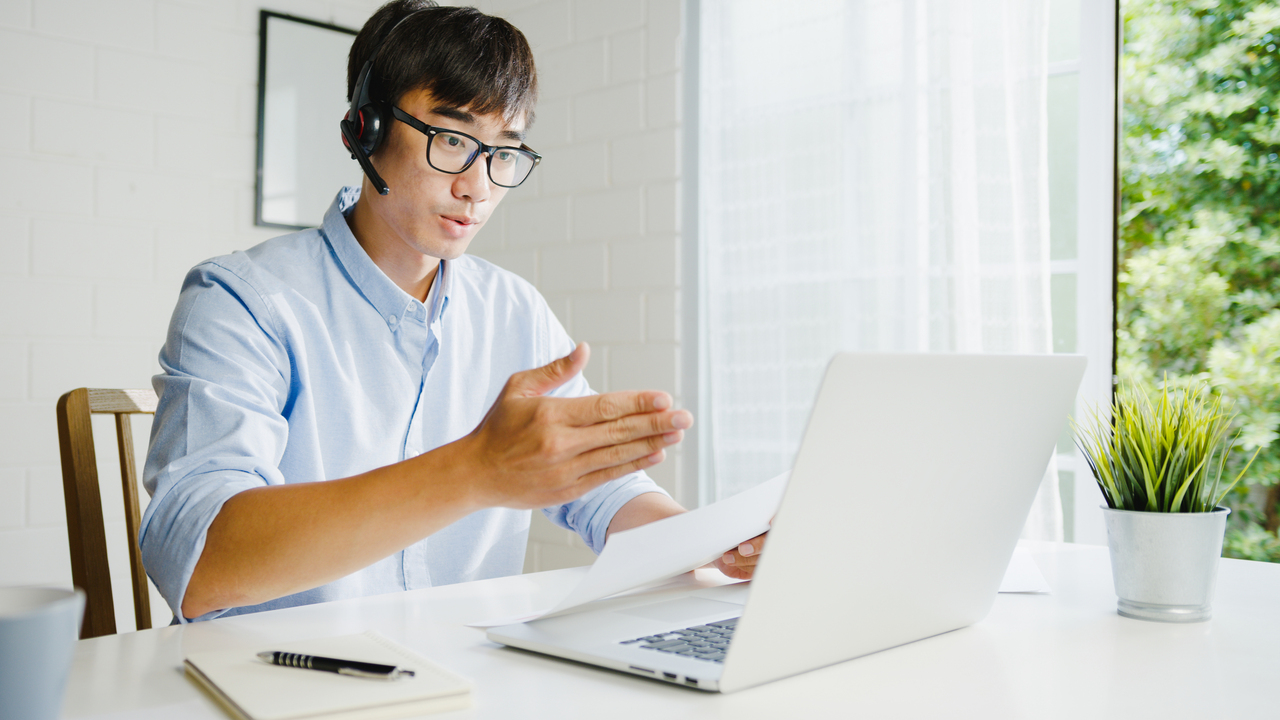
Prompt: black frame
<box><xmin>255</xmin><ymin>10</ymin><xmax>358</xmax><ymax>231</ymax></box>
<box><xmin>390</xmin><ymin>106</ymin><xmax>542</xmax><ymax>188</ymax></box>
<box><xmin>1111</xmin><ymin>0</ymin><xmax>1122</xmax><ymax>394</ymax></box>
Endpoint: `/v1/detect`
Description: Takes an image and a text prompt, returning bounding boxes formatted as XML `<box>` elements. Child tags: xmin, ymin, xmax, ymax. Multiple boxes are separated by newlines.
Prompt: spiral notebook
<box><xmin>184</xmin><ymin>631</ymin><xmax>472</xmax><ymax>720</ymax></box>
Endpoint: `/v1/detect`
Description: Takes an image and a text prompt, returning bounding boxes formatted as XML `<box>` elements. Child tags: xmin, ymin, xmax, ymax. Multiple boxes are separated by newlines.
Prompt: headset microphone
<box><xmin>340</xmin><ymin>117</ymin><xmax>389</xmax><ymax>195</ymax></box>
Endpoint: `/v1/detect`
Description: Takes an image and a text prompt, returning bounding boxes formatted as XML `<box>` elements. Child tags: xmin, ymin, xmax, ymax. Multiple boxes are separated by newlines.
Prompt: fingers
<box><xmin>561</xmin><ymin>429</ymin><xmax>684</xmax><ymax>499</ymax></box>
<box><xmin>715</xmin><ymin>532</ymin><xmax>768</xmax><ymax>579</ymax></box>
<box><xmin>559</xmin><ymin>389</ymin><xmax>675</xmax><ymax>426</ymax></box>
<box><xmin>508</xmin><ymin>343</ymin><xmax>591</xmax><ymax>398</ymax></box>
<box><xmin>574</xmin><ymin>428</ymin><xmax>683</xmax><ymax>477</ymax></box>
<box><xmin>572</xmin><ymin>448</ymin><xmax>669</xmax><ymax>495</ymax></box>
<box><xmin>566</xmin><ymin>407</ymin><xmax>691</xmax><ymax>457</ymax></box>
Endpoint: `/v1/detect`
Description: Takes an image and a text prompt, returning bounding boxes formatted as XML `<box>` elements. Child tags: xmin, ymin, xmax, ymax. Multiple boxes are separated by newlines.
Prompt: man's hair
<box><xmin>347</xmin><ymin>1</ymin><xmax>538</xmax><ymax>125</ymax></box>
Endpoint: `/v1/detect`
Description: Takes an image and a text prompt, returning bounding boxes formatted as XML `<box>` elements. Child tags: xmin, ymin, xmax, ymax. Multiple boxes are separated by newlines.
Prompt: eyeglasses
<box><xmin>391</xmin><ymin>106</ymin><xmax>541</xmax><ymax>188</ymax></box>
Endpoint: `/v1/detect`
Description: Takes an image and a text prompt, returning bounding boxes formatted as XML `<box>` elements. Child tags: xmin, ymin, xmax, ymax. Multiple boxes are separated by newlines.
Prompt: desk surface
<box><xmin>63</xmin><ymin>542</ymin><xmax>1280</xmax><ymax>720</ymax></box>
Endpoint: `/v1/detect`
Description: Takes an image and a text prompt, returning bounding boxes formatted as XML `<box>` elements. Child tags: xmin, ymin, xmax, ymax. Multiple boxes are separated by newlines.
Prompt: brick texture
<box><xmin>0</xmin><ymin>0</ymin><xmax>388</xmax><ymax>601</ymax></box>
<box><xmin>471</xmin><ymin>0</ymin><xmax>687</xmax><ymax>571</ymax></box>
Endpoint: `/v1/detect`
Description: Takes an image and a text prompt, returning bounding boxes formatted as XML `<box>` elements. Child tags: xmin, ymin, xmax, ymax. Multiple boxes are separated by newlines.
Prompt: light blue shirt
<box><xmin>140</xmin><ymin>187</ymin><xmax>667</xmax><ymax>622</ymax></box>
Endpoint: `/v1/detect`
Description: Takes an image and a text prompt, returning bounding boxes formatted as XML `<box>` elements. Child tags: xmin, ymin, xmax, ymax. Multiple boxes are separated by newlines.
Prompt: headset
<box><xmin>340</xmin><ymin>9</ymin><xmax>428</xmax><ymax>195</ymax></box>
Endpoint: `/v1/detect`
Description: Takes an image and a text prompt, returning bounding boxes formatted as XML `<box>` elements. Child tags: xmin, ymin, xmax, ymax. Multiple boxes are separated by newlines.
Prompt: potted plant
<box><xmin>1073</xmin><ymin>380</ymin><xmax>1258</xmax><ymax>622</ymax></box>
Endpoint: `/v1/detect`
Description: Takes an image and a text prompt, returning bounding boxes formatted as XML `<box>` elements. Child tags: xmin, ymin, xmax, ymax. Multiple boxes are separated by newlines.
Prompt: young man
<box><xmin>140</xmin><ymin>1</ymin><xmax>764</xmax><ymax>623</ymax></box>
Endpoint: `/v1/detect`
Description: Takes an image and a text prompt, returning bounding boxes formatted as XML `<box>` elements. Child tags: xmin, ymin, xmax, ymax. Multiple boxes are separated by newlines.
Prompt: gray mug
<box><xmin>0</xmin><ymin>587</ymin><xmax>85</xmax><ymax>720</ymax></box>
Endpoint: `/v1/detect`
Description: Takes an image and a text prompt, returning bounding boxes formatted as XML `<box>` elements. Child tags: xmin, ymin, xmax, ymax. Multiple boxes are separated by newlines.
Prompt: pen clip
<box><xmin>337</xmin><ymin>667</ymin><xmax>415</xmax><ymax>680</ymax></box>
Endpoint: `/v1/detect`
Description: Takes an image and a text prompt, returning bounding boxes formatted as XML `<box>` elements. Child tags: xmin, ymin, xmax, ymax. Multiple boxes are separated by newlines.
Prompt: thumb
<box><xmin>510</xmin><ymin>342</ymin><xmax>590</xmax><ymax>398</ymax></box>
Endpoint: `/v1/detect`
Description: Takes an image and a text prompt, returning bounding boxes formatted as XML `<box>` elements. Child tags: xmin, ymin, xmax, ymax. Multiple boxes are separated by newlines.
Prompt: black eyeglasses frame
<box><xmin>390</xmin><ymin>106</ymin><xmax>541</xmax><ymax>188</ymax></box>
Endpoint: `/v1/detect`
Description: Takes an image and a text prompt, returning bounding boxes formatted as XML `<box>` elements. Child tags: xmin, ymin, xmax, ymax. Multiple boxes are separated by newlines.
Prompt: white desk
<box><xmin>63</xmin><ymin>542</ymin><xmax>1280</xmax><ymax>719</ymax></box>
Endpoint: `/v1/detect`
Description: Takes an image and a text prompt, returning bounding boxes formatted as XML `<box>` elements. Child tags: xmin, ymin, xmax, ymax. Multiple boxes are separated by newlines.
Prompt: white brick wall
<box><xmin>0</xmin><ymin>0</ymin><xmax>386</xmax><ymax>630</ymax></box>
<box><xmin>0</xmin><ymin>0</ymin><xmax>688</xmax><ymax>611</ymax></box>
<box><xmin>470</xmin><ymin>0</ymin><xmax>688</xmax><ymax>573</ymax></box>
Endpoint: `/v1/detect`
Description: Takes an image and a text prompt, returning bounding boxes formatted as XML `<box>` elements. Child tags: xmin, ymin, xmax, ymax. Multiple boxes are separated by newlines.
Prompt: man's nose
<box><xmin>453</xmin><ymin>155</ymin><xmax>492</xmax><ymax>202</ymax></box>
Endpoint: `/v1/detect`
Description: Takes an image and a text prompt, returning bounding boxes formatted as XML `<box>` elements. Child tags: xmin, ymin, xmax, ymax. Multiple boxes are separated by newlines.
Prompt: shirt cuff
<box><xmin>542</xmin><ymin>471</ymin><xmax>671</xmax><ymax>554</ymax></box>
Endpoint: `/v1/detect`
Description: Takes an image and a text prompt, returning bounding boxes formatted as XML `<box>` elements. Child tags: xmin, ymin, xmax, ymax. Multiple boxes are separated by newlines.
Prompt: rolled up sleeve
<box><xmin>140</xmin><ymin>262</ymin><xmax>292</xmax><ymax>621</ymax></box>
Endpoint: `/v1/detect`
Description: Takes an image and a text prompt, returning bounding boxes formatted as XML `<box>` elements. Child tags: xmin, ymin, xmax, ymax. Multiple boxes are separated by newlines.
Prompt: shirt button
<box><xmin>388</xmin><ymin>314</ymin><xmax>398</xmax><ymax>324</ymax></box>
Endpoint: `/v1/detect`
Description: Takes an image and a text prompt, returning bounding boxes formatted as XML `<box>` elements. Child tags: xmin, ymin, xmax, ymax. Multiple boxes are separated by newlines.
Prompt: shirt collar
<box><xmin>322</xmin><ymin>186</ymin><xmax>452</xmax><ymax>330</ymax></box>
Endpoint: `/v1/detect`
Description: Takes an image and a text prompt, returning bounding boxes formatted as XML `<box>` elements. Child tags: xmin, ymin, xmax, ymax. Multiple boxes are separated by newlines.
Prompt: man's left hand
<box><xmin>712</xmin><ymin>532</ymin><xmax>768</xmax><ymax>580</ymax></box>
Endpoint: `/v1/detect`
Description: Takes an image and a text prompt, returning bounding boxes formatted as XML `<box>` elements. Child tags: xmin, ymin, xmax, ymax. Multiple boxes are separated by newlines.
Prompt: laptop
<box><xmin>487</xmin><ymin>353</ymin><xmax>1087</xmax><ymax>693</ymax></box>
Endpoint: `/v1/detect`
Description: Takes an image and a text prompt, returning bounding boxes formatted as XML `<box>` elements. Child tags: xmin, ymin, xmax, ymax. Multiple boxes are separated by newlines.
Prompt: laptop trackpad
<box><xmin>619</xmin><ymin>597</ymin><xmax>744</xmax><ymax>623</ymax></box>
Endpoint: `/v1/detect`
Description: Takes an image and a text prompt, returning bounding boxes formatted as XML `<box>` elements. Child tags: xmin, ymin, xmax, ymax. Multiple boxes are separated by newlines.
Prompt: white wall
<box><xmin>0</xmin><ymin>0</ymin><xmax>685</xmax><ymax>625</ymax></box>
<box><xmin>470</xmin><ymin>0</ymin><xmax>688</xmax><ymax>571</ymax></box>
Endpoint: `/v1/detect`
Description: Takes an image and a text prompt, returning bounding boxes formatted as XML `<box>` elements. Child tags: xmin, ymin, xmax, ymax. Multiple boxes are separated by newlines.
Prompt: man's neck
<box><xmin>347</xmin><ymin>195</ymin><xmax>440</xmax><ymax>302</ymax></box>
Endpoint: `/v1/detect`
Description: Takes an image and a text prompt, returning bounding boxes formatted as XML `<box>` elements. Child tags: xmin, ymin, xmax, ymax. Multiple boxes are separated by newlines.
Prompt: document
<box><xmin>473</xmin><ymin>473</ymin><xmax>789</xmax><ymax>627</ymax></box>
<box><xmin>998</xmin><ymin>545</ymin><xmax>1052</xmax><ymax>594</ymax></box>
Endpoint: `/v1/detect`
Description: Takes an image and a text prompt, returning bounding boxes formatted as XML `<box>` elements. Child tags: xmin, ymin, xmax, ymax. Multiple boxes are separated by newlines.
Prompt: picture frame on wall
<box><xmin>256</xmin><ymin>10</ymin><xmax>360</xmax><ymax>230</ymax></box>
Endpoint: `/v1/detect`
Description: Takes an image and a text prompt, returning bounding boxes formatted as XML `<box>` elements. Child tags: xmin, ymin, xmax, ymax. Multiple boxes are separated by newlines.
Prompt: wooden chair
<box><xmin>56</xmin><ymin>388</ymin><xmax>159</xmax><ymax>639</ymax></box>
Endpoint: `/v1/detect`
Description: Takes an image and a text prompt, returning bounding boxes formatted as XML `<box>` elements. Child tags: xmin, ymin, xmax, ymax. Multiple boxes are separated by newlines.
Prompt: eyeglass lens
<box><xmin>428</xmin><ymin>131</ymin><xmax>536</xmax><ymax>187</ymax></box>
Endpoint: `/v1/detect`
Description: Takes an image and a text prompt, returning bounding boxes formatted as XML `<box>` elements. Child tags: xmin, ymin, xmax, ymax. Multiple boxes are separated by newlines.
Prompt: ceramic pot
<box><xmin>0</xmin><ymin>587</ymin><xmax>85</xmax><ymax>720</ymax></box>
<box><xmin>1101</xmin><ymin>506</ymin><xmax>1229</xmax><ymax>623</ymax></box>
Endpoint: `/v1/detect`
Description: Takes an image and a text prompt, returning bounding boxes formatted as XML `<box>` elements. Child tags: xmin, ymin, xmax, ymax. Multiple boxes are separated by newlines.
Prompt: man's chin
<box><xmin>429</xmin><ymin>236</ymin><xmax>475</xmax><ymax>261</ymax></box>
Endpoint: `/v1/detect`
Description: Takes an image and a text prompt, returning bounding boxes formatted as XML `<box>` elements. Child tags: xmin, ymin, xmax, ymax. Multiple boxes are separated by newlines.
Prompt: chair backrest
<box><xmin>56</xmin><ymin>388</ymin><xmax>158</xmax><ymax>639</ymax></box>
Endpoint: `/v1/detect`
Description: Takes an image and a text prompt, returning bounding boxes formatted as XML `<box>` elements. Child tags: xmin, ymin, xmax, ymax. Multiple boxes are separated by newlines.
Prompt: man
<box><xmin>140</xmin><ymin>1</ymin><xmax>764</xmax><ymax>623</ymax></box>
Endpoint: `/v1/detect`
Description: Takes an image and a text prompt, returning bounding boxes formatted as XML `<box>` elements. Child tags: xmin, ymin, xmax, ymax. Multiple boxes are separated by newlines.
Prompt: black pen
<box><xmin>257</xmin><ymin>651</ymin><xmax>416</xmax><ymax>680</ymax></box>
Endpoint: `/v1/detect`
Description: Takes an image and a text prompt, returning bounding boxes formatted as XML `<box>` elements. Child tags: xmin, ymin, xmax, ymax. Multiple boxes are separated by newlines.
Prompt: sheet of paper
<box><xmin>473</xmin><ymin>472</ymin><xmax>789</xmax><ymax>627</ymax></box>
<box><xmin>998</xmin><ymin>545</ymin><xmax>1051</xmax><ymax>594</ymax></box>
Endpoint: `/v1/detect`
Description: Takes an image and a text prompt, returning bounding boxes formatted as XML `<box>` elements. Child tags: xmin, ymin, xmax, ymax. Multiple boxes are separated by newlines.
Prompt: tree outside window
<box><xmin>1121</xmin><ymin>0</ymin><xmax>1280</xmax><ymax>561</ymax></box>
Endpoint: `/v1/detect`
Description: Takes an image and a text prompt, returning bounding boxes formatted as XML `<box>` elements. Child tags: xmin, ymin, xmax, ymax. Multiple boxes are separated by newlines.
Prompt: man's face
<box><xmin>362</xmin><ymin>88</ymin><xmax>527</xmax><ymax>263</ymax></box>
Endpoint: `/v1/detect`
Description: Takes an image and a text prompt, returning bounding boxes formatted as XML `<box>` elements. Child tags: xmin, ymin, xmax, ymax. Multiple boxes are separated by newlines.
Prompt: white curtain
<box><xmin>700</xmin><ymin>0</ymin><xmax>1062</xmax><ymax>539</ymax></box>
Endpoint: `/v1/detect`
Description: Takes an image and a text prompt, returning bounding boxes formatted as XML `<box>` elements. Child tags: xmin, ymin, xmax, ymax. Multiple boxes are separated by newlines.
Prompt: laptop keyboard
<box><xmin>619</xmin><ymin>617</ymin><xmax>739</xmax><ymax>663</ymax></box>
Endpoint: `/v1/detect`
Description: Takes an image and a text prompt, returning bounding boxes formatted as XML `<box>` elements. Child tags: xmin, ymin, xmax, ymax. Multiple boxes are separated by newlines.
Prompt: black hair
<box><xmin>348</xmin><ymin>1</ymin><xmax>538</xmax><ymax>125</ymax></box>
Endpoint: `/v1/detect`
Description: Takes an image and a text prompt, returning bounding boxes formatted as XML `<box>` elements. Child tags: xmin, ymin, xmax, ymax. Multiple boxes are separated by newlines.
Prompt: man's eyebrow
<box><xmin>431</xmin><ymin>105</ymin><xmax>526</xmax><ymax>144</ymax></box>
<box><xmin>431</xmin><ymin>106</ymin><xmax>476</xmax><ymax>124</ymax></box>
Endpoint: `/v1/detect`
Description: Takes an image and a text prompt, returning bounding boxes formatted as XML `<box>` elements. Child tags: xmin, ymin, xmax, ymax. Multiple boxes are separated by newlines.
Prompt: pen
<box><xmin>257</xmin><ymin>651</ymin><xmax>416</xmax><ymax>680</ymax></box>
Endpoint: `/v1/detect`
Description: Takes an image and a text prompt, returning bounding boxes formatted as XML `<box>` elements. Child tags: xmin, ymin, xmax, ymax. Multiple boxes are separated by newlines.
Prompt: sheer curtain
<box><xmin>700</xmin><ymin>0</ymin><xmax>1062</xmax><ymax>539</ymax></box>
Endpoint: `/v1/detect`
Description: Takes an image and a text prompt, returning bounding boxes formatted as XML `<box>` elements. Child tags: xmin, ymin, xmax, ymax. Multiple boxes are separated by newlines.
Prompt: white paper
<box><xmin>998</xmin><ymin>545</ymin><xmax>1051</xmax><ymax>594</ymax></box>
<box><xmin>473</xmin><ymin>473</ymin><xmax>789</xmax><ymax>627</ymax></box>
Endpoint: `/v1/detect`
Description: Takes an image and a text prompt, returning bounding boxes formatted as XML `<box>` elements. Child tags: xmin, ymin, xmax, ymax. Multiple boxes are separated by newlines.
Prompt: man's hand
<box><xmin>462</xmin><ymin>342</ymin><xmax>693</xmax><ymax>510</ymax></box>
<box><xmin>712</xmin><ymin>531</ymin><xmax>768</xmax><ymax>580</ymax></box>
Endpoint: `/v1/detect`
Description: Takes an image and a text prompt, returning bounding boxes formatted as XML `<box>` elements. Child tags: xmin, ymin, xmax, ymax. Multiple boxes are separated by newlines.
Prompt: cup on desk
<box><xmin>0</xmin><ymin>587</ymin><xmax>85</xmax><ymax>720</ymax></box>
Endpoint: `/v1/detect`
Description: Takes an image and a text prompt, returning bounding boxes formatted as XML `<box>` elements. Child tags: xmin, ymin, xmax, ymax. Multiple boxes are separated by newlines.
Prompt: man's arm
<box><xmin>605</xmin><ymin>492</ymin><xmax>770</xmax><ymax>581</ymax></box>
<box><xmin>181</xmin><ymin>343</ymin><xmax>691</xmax><ymax>618</ymax></box>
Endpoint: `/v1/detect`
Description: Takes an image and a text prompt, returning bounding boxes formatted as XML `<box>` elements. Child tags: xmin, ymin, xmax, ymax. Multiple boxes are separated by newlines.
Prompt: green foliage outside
<box><xmin>1121</xmin><ymin>0</ymin><xmax>1280</xmax><ymax>561</ymax></box>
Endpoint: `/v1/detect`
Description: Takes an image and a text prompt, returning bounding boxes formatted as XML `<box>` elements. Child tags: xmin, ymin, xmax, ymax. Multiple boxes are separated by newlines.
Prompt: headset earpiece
<box><xmin>347</xmin><ymin>59</ymin><xmax>388</xmax><ymax>156</ymax></box>
<box><xmin>341</xmin><ymin>25</ymin><xmax>402</xmax><ymax>196</ymax></box>
<box><xmin>341</xmin><ymin>112</ymin><xmax>390</xmax><ymax>196</ymax></box>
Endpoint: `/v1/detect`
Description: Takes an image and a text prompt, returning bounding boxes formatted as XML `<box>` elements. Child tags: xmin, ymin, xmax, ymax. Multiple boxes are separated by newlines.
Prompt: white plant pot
<box><xmin>1101</xmin><ymin>506</ymin><xmax>1230</xmax><ymax>623</ymax></box>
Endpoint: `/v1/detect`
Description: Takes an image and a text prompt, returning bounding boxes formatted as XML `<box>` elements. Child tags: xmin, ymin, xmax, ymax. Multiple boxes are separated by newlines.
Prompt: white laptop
<box><xmin>487</xmin><ymin>353</ymin><xmax>1086</xmax><ymax>693</ymax></box>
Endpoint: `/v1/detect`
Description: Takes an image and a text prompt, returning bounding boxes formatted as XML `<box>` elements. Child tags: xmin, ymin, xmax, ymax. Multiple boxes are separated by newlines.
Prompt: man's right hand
<box><xmin>460</xmin><ymin>342</ymin><xmax>692</xmax><ymax>510</ymax></box>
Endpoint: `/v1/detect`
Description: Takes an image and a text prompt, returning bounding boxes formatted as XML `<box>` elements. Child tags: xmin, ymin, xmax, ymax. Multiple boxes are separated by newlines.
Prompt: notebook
<box><xmin>184</xmin><ymin>631</ymin><xmax>472</xmax><ymax>720</ymax></box>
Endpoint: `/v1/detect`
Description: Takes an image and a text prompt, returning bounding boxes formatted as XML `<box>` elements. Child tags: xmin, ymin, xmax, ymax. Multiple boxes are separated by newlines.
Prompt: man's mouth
<box><xmin>441</xmin><ymin>214</ymin><xmax>479</xmax><ymax>227</ymax></box>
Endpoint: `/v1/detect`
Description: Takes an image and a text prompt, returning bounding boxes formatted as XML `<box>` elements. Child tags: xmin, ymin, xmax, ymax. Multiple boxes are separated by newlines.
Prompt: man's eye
<box><xmin>444</xmin><ymin>136</ymin><xmax>462</xmax><ymax>148</ymax></box>
<box><xmin>496</xmin><ymin>150</ymin><xmax>514</xmax><ymax>163</ymax></box>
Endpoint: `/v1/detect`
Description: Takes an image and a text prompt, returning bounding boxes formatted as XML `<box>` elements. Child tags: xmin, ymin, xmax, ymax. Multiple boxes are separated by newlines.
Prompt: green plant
<box><xmin>1074</xmin><ymin>381</ymin><xmax>1259</xmax><ymax>513</ymax></box>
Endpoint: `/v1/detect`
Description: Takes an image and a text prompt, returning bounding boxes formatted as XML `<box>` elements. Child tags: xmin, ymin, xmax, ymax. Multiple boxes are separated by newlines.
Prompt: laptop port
<box><xmin>684</xmin><ymin>678</ymin><xmax>699</xmax><ymax>686</ymax></box>
<box><xmin>663</xmin><ymin>672</ymin><xmax>677</xmax><ymax>680</ymax></box>
<box><xmin>629</xmin><ymin>666</ymin><xmax>654</xmax><ymax>674</ymax></box>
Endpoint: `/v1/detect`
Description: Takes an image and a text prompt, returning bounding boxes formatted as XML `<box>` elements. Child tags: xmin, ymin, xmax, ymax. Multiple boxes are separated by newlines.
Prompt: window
<box><xmin>691</xmin><ymin>0</ymin><xmax>1118</xmax><ymax>544</ymax></box>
